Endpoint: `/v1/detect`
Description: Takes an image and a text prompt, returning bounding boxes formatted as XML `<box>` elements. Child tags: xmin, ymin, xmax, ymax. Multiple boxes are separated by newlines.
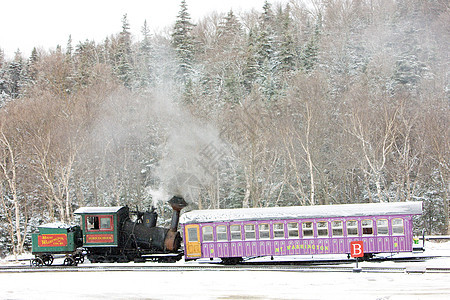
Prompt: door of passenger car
<box><xmin>185</xmin><ymin>224</ymin><xmax>201</xmax><ymax>258</ymax></box>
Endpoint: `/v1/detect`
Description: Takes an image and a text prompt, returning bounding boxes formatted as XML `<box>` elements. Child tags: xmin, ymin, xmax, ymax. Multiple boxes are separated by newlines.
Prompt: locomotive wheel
<box><xmin>74</xmin><ymin>254</ymin><xmax>85</xmax><ymax>264</ymax></box>
<box><xmin>31</xmin><ymin>257</ymin><xmax>44</xmax><ymax>267</ymax></box>
<box><xmin>64</xmin><ymin>257</ymin><xmax>77</xmax><ymax>266</ymax></box>
<box><xmin>43</xmin><ymin>255</ymin><xmax>54</xmax><ymax>266</ymax></box>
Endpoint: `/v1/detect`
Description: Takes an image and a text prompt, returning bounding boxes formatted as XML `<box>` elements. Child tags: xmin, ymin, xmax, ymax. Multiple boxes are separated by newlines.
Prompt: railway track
<box><xmin>1</xmin><ymin>260</ymin><xmax>450</xmax><ymax>274</ymax></box>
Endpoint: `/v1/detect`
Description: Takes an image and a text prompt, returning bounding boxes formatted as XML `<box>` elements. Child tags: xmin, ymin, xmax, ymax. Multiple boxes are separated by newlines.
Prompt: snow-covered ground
<box><xmin>1</xmin><ymin>241</ymin><xmax>449</xmax><ymax>300</ymax></box>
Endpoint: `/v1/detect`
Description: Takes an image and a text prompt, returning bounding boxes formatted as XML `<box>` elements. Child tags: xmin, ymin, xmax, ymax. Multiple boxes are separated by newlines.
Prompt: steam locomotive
<box><xmin>31</xmin><ymin>196</ymin><xmax>188</xmax><ymax>266</ymax></box>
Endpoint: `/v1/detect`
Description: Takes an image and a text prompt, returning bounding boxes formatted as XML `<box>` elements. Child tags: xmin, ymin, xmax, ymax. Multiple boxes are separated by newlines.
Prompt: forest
<box><xmin>0</xmin><ymin>0</ymin><xmax>448</xmax><ymax>257</ymax></box>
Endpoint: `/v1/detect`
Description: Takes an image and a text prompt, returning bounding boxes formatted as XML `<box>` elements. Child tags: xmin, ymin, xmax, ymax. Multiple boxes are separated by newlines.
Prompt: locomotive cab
<box><xmin>74</xmin><ymin>206</ymin><xmax>126</xmax><ymax>248</ymax></box>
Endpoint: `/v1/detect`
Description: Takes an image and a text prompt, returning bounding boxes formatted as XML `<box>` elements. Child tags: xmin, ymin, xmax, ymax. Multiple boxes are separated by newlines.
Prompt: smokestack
<box><xmin>164</xmin><ymin>196</ymin><xmax>188</xmax><ymax>251</ymax></box>
<box><xmin>168</xmin><ymin>195</ymin><xmax>188</xmax><ymax>232</ymax></box>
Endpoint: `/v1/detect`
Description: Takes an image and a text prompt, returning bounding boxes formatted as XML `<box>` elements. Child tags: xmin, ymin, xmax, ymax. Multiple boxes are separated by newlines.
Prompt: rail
<box><xmin>1</xmin><ymin>264</ymin><xmax>450</xmax><ymax>274</ymax></box>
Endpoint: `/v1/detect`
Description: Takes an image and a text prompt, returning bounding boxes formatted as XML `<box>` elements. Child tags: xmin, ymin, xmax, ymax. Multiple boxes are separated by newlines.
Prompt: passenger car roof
<box><xmin>180</xmin><ymin>202</ymin><xmax>422</xmax><ymax>224</ymax></box>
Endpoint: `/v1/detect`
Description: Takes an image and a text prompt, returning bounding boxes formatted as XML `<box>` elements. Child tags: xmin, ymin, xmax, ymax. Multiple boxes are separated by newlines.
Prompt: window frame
<box><xmin>362</xmin><ymin>219</ymin><xmax>374</xmax><ymax>236</ymax></box>
<box><xmin>187</xmin><ymin>227</ymin><xmax>199</xmax><ymax>242</ymax></box>
<box><xmin>317</xmin><ymin>221</ymin><xmax>329</xmax><ymax>238</ymax></box>
<box><xmin>86</xmin><ymin>215</ymin><xmax>114</xmax><ymax>232</ymax></box>
<box><xmin>216</xmin><ymin>225</ymin><xmax>228</xmax><ymax>241</ymax></box>
<box><xmin>244</xmin><ymin>224</ymin><xmax>256</xmax><ymax>240</ymax></box>
<box><xmin>346</xmin><ymin>220</ymin><xmax>359</xmax><ymax>236</ymax></box>
<box><xmin>332</xmin><ymin>220</ymin><xmax>344</xmax><ymax>237</ymax></box>
<box><xmin>202</xmin><ymin>225</ymin><xmax>214</xmax><ymax>242</ymax></box>
<box><xmin>258</xmin><ymin>223</ymin><xmax>270</xmax><ymax>240</ymax></box>
<box><xmin>287</xmin><ymin>222</ymin><xmax>299</xmax><ymax>238</ymax></box>
<box><xmin>302</xmin><ymin>221</ymin><xmax>314</xmax><ymax>238</ymax></box>
<box><xmin>230</xmin><ymin>224</ymin><xmax>242</xmax><ymax>241</ymax></box>
<box><xmin>273</xmin><ymin>223</ymin><xmax>285</xmax><ymax>239</ymax></box>
<box><xmin>376</xmin><ymin>219</ymin><xmax>389</xmax><ymax>236</ymax></box>
<box><xmin>392</xmin><ymin>218</ymin><xmax>404</xmax><ymax>235</ymax></box>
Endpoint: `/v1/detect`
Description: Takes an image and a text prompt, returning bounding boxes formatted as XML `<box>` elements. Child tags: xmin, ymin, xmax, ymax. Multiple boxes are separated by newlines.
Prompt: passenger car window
<box><xmin>273</xmin><ymin>223</ymin><xmax>285</xmax><ymax>239</ymax></box>
<box><xmin>377</xmin><ymin>219</ymin><xmax>388</xmax><ymax>235</ymax></box>
<box><xmin>332</xmin><ymin>220</ymin><xmax>343</xmax><ymax>237</ymax></box>
<box><xmin>362</xmin><ymin>219</ymin><xmax>373</xmax><ymax>235</ymax></box>
<box><xmin>230</xmin><ymin>225</ymin><xmax>242</xmax><ymax>240</ymax></box>
<box><xmin>317</xmin><ymin>221</ymin><xmax>328</xmax><ymax>237</ymax></box>
<box><xmin>244</xmin><ymin>224</ymin><xmax>256</xmax><ymax>240</ymax></box>
<box><xmin>259</xmin><ymin>224</ymin><xmax>270</xmax><ymax>239</ymax></box>
<box><xmin>187</xmin><ymin>227</ymin><xmax>198</xmax><ymax>242</ymax></box>
<box><xmin>217</xmin><ymin>225</ymin><xmax>228</xmax><ymax>241</ymax></box>
<box><xmin>287</xmin><ymin>222</ymin><xmax>299</xmax><ymax>238</ymax></box>
<box><xmin>202</xmin><ymin>226</ymin><xmax>213</xmax><ymax>242</ymax></box>
<box><xmin>347</xmin><ymin>220</ymin><xmax>358</xmax><ymax>236</ymax></box>
<box><xmin>302</xmin><ymin>222</ymin><xmax>313</xmax><ymax>237</ymax></box>
<box><xmin>392</xmin><ymin>218</ymin><xmax>404</xmax><ymax>235</ymax></box>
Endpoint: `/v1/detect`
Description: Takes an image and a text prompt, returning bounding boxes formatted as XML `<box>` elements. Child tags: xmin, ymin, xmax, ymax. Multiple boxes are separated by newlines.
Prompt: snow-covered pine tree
<box><xmin>116</xmin><ymin>14</ymin><xmax>134</xmax><ymax>88</ymax></box>
<box><xmin>7</xmin><ymin>50</ymin><xmax>27</xmax><ymax>99</ymax></box>
<box><xmin>136</xmin><ymin>20</ymin><xmax>155</xmax><ymax>90</ymax></box>
<box><xmin>301</xmin><ymin>16</ymin><xmax>321</xmax><ymax>72</ymax></box>
<box><xmin>276</xmin><ymin>4</ymin><xmax>296</xmax><ymax>75</ymax></box>
<box><xmin>172</xmin><ymin>0</ymin><xmax>195</xmax><ymax>84</ymax></box>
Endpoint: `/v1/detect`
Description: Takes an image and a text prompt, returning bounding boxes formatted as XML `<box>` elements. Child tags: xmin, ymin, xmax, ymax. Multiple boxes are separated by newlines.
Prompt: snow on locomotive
<box><xmin>180</xmin><ymin>201</ymin><xmax>423</xmax><ymax>264</ymax></box>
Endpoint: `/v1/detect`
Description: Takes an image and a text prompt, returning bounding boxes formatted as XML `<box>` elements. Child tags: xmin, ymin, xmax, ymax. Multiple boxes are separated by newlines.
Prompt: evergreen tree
<box><xmin>7</xmin><ymin>50</ymin><xmax>26</xmax><ymax>98</ymax></box>
<box><xmin>243</xmin><ymin>29</ymin><xmax>259</xmax><ymax>91</ymax></box>
<box><xmin>301</xmin><ymin>15</ymin><xmax>321</xmax><ymax>72</ymax></box>
<box><xmin>66</xmin><ymin>35</ymin><xmax>73</xmax><ymax>58</ymax></box>
<box><xmin>116</xmin><ymin>14</ymin><xmax>134</xmax><ymax>88</ymax></box>
<box><xmin>256</xmin><ymin>1</ymin><xmax>276</xmax><ymax>68</ymax></box>
<box><xmin>74</xmin><ymin>40</ymin><xmax>97</xmax><ymax>87</ymax></box>
<box><xmin>172</xmin><ymin>0</ymin><xmax>195</xmax><ymax>83</ymax></box>
<box><xmin>393</xmin><ymin>27</ymin><xmax>428</xmax><ymax>92</ymax></box>
<box><xmin>276</xmin><ymin>4</ymin><xmax>296</xmax><ymax>74</ymax></box>
<box><xmin>218</xmin><ymin>10</ymin><xmax>242</xmax><ymax>40</ymax></box>
<box><xmin>0</xmin><ymin>49</ymin><xmax>8</xmax><ymax>106</ymax></box>
<box><xmin>255</xmin><ymin>1</ymin><xmax>281</xmax><ymax>101</ymax></box>
<box><xmin>27</xmin><ymin>47</ymin><xmax>39</xmax><ymax>85</ymax></box>
<box><xmin>136</xmin><ymin>20</ymin><xmax>154</xmax><ymax>89</ymax></box>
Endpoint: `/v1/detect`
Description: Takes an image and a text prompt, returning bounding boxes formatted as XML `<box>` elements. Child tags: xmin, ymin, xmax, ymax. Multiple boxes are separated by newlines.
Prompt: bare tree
<box><xmin>0</xmin><ymin>122</ymin><xmax>27</xmax><ymax>258</ymax></box>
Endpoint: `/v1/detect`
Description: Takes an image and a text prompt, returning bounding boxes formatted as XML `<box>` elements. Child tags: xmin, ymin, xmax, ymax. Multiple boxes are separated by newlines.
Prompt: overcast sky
<box><xmin>0</xmin><ymin>0</ymin><xmax>288</xmax><ymax>59</ymax></box>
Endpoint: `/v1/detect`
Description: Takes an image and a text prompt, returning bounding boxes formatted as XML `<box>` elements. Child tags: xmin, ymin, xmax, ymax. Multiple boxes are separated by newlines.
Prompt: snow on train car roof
<box><xmin>180</xmin><ymin>201</ymin><xmax>422</xmax><ymax>224</ymax></box>
<box><xmin>74</xmin><ymin>206</ymin><xmax>125</xmax><ymax>214</ymax></box>
<box><xmin>38</xmin><ymin>222</ymin><xmax>72</xmax><ymax>229</ymax></box>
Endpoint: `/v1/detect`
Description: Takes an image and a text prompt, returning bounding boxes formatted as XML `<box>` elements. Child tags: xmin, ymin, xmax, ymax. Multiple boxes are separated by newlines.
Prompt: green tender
<box><xmin>31</xmin><ymin>225</ymin><xmax>82</xmax><ymax>254</ymax></box>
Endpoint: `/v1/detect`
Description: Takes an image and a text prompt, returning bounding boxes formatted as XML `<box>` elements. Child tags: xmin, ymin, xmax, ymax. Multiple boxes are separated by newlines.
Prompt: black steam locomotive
<box><xmin>31</xmin><ymin>196</ymin><xmax>188</xmax><ymax>266</ymax></box>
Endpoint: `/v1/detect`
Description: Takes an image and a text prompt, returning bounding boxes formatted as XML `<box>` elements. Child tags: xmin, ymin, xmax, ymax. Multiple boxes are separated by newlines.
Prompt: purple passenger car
<box><xmin>180</xmin><ymin>202</ymin><xmax>422</xmax><ymax>263</ymax></box>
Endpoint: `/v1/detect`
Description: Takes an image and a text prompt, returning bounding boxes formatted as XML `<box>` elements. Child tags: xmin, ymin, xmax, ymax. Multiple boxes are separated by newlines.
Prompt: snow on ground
<box><xmin>1</xmin><ymin>241</ymin><xmax>449</xmax><ymax>300</ymax></box>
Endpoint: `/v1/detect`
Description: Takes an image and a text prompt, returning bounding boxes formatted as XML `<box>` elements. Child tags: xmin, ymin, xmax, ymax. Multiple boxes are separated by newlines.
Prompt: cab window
<box><xmin>87</xmin><ymin>216</ymin><xmax>113</xmax><ymax>231</ymax></box>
